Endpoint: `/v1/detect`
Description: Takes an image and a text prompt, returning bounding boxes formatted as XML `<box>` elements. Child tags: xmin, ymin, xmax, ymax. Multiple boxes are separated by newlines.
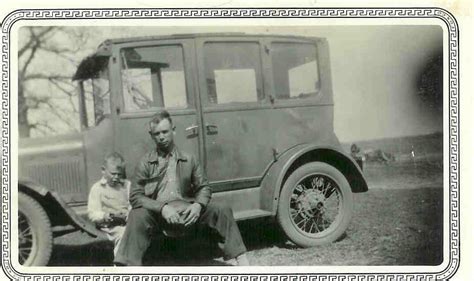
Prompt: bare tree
<box><xmin>18</xmin><ymin>27</ymin><xmax>90</xmax><ymax>138</ymax></box>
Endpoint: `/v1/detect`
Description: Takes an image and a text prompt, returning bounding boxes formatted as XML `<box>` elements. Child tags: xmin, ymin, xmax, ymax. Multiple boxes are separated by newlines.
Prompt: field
<box><xmin>50</xmin><ymin>141</ymin><xmax>444</xmax><ymax>266</ymax></box>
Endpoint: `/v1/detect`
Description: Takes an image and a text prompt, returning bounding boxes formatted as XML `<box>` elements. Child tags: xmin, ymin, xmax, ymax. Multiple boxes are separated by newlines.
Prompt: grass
<box><xmin>244</xmin><ymin>188</ymin><xmax>443</xmax><ymax>266</ymax></box>
<box><xmin>50</xmin><ymin>155</ymin><xmax>443</xmax><ymax>266</ymax></box>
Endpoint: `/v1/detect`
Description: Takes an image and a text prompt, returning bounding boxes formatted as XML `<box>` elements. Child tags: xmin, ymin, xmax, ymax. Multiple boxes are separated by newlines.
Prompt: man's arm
<box><xmin>190</xmin><ymin>155</ymin><xmax>212</xmax><ymax>207</ymax></box>
<box><xmin>182</xmin><ymin>156</ymin><xmax>211</xmax><ymax>225</ymax></box>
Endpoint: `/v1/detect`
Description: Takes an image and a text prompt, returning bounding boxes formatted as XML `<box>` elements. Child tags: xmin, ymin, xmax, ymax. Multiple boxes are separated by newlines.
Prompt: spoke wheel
<box><xmin>18</xmin><ymin>212</ymin><xmax>34</xmax><ymax>264</ymax></box>
<box><xmin>277</xmin><ymin>162</ymin><xmax>353</xmax><ymax>247</ymax></box>
<box><xmin>18</xmin><ymin>193</ymin><xmax>53</xmax><ymax>266</ymax></box>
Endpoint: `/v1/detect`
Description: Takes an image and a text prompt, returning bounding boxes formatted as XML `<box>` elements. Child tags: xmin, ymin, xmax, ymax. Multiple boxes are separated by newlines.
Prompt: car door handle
<box><xmin>185</xmin><ymin>124</ymin><xmax>199</xmax><ymax>137</ymax></box>
<box><xmin>205</xmin><ymin>124</ymin><xmax>218</xmax><ymax>135</ymax></box>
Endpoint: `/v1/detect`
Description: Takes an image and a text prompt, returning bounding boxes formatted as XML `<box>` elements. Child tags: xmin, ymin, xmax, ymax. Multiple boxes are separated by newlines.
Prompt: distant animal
<box><xmin>350</xmin><ymin>143</ymin><xmax>364</xmax><ymax>169</ymax></box>
<box><xmin>350</xmin><ymin>143</ymin><xmax>361</xmax><ymax>157</ymax></box>
<box><xmin>364</xmin><ymin>149</ymin><xmax>396</xmax><ymax>164</ymax></box>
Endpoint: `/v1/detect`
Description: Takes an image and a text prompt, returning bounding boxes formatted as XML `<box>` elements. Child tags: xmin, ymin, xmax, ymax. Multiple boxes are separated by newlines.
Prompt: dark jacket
<box><xmin>129</xmin><ymin>148</ymin><xmax>211</xmax><ymax>213</ymax></box>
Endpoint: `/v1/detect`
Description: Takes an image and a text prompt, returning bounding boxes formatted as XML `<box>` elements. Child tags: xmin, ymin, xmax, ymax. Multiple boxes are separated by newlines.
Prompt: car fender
<box><xmin>259</xmin><ymin>143</ymin><xmax>368</xmax><ymax>216</ymax></box>
<box><xmin>18</xmin><ymin>179</ymin><xmax>101</xmax><ymax>237</ymax></box>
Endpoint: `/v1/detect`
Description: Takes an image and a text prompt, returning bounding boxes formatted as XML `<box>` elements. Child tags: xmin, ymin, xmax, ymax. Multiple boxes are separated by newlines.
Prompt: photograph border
<box><xmin>1</xmin><ymin>7</ymin><xmax>459</xmax><ymax>280</ymax></box>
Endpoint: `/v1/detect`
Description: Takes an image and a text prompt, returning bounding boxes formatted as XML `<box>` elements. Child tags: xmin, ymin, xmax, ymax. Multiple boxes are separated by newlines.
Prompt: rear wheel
<box><xmin>277</xmin><ymin>162</ymin><xmax>353</xmax><ymax>247</ymax></box>
<box><xmin>18</xmin><ymin>193</ymin><xmax>53</xmax><ymax>266</ymax></box>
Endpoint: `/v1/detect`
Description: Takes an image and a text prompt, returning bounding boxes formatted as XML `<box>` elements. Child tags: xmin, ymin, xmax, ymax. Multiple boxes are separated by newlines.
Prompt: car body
<box><xmin>18</xmin><ymin>33</ymin><xmax>368</xmax><ymax>266</ymax></box>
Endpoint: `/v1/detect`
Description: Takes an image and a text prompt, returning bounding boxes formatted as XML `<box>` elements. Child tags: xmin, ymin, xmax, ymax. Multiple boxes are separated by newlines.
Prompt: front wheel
<box><xmin>18</xmin><ymin>193</ymin><xmax>53</xmax><ymax>266</ymax></box>
<box><xmin>277</xmin><ymin>162</ymin><xmax>353</xmax><ymax>247</ymax></box>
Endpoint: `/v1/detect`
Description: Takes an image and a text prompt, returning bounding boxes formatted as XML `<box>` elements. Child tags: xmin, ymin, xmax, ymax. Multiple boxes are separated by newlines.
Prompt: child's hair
<box><xmin>103</xmin><ymin>152</ymin><xmax>125</xmax><ymax>167</ymax></box>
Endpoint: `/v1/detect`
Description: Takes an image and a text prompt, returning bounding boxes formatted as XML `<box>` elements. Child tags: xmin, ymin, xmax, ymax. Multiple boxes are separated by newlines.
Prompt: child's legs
<box><xmin>105</xmin><ymin>226</ymin><xmax>126</xmax><ymax>257</ymax></box>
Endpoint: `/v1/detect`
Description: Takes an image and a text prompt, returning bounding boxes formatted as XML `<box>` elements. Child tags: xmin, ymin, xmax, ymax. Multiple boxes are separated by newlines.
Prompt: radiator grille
<box><xmin>22</xmin><ymin>156</ymin><xmax>85</xmax><ymax>194</ymax></box>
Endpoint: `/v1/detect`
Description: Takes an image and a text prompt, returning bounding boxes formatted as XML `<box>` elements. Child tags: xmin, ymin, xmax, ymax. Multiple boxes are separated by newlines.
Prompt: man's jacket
<box><xmin>129</xmin><ymin>148</ymin><xmax>211</xmax><ymax>212</ymax></box>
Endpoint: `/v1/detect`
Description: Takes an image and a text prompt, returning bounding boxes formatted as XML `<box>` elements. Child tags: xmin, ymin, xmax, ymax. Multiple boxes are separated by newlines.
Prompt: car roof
<box><xmin>74</xmin><ymin>33</ymin><xmax>323</xmax><ymax>81</ymax></box>
<box><xmin>101</xmin><ymin>33</ymin><xmax>321</xmax><ymax>45</ymax></box>
<box><xmin>92</xmin><ymin>33</ymin><xmax>322</xmax><ymax>58</ymax></box>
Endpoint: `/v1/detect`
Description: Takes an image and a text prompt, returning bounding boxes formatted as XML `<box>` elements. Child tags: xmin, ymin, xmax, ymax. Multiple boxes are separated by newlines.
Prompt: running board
<box><xmin>234</xmin><ymin>209</ymin><xmax>272</xmax><ymax>221</ymax></box>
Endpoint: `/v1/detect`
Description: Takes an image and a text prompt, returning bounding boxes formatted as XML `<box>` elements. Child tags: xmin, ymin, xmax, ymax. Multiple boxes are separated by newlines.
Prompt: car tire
<box><xmin>18</xmin><ymin>193</ymin><xmax>53</xmax><ymax>266</ymax></box>
<box><xmin>277</xmin><ymin>162</ymin><xmax>353</xmax><ymax>247</ymax></box>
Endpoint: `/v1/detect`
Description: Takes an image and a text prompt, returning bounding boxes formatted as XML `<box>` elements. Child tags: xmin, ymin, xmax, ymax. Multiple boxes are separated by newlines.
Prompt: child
<box><xmin>87</xmin><ymin>152</ymin><xmax>131</xmax><ymax>257</ymax></box>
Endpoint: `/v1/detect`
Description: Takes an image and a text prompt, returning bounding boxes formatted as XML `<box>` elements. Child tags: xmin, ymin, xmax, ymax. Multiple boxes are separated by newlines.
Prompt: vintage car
<box><xmin>18</xmin><ymin>33</ymin><xmax>368</xmax><ymax>266</ymax></box>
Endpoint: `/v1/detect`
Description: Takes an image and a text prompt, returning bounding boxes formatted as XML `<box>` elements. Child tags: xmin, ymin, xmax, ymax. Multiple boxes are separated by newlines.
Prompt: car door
<box><xmin>112</xmin><ymin>39</ymin><xmax>202</xmax><ymax>174</ymax></box>
<box><xmin>195</xmin><ymin>37</ymin><xmax>275</xmax><ymax>192</ymax></box>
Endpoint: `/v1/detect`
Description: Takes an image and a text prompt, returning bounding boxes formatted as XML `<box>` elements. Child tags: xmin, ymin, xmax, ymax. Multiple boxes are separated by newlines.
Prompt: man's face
<box><xmin>149</xmin><ymin>118</ymin><xmax>174</xmax><ymax>152</ymax></box>
<box><xmin>102</xmin><ymin>161</ymin><xmax>125</xmax><ymax>187</ymax></box>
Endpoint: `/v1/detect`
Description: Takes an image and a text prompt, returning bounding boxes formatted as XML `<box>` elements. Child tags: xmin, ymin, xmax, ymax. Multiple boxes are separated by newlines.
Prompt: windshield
<box><xmin>82</xmin><ymin>67</ymin><xmax>110</xmax><ymax>127</ymax></box>
<box><xmin>91</xmin><ymin>68</ymin><xmax>111</xmax><ymax>125</ymax></box>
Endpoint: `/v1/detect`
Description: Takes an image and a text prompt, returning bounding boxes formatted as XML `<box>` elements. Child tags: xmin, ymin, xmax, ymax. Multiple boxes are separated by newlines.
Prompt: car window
<box><xmin>271</xmin><ymin>43</ymin><xmax>320</xmax><ymax>100</ymax></box>
<box><xmin>203</xmin><ymin>42</ymin><xmax>264</xmax><ymax>105</ymax></box>
<box><xmin>120</xmin><ymin>45</ymin><xmax>188</xmax><ymax>112</ymax></box>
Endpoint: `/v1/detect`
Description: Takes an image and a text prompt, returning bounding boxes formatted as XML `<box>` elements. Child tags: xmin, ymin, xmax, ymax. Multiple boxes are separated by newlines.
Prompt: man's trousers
<box><xmin>113</xmin><ymin>202</ymin><xmax>247</xmax><ymax>265</ymax></box>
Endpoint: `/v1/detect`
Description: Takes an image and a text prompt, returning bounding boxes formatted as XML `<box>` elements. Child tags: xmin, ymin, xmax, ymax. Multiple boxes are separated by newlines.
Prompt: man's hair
<box><xmin>149</xmin><ymin>110</ymin><xmax>173</xmax><ymax>129</ymax></box>
<box><xmin>103</xmin><ymin>152</ymin><xmax>125</xmax><ymax>167</ymax></box>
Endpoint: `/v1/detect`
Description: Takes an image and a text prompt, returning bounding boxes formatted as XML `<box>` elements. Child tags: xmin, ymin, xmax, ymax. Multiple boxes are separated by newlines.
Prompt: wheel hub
<box><xmin>296</xmin><ymin>190</ymin><xmax>326</xmax><ymax>218</ymax></box>
<box><xmin>289</xmin><ymin>174</ymin><xmax>342</xmax><ymax>235</ymax></box>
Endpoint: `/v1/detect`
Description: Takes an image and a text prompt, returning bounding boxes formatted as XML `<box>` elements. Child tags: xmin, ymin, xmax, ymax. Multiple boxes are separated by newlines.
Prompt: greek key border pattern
<box><xmin>0</xmin><ymin>7</ymin><xmax>459</xmax><ymax>281</ymax></box>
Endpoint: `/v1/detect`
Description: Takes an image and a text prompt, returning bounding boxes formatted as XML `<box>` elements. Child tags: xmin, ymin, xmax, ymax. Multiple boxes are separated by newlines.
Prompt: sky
<box><xmin>21</xmin><ymin>25</ymin><xmax>443</xmax><ymax>142</ymax></box>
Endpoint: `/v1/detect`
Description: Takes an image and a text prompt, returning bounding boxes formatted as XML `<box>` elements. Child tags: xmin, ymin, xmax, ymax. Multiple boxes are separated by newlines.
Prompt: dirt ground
<box><xmin>50</xmin><ymin>154</ymin><xmax>443</xmax><ymax>266</ymax></box>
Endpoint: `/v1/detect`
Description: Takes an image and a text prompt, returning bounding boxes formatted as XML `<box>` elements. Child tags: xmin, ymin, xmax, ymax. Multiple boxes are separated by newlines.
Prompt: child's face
<box><xmin>103</xmin><ymin>161</ymin><xmax>125</xmax><ymax>187</ymax></box>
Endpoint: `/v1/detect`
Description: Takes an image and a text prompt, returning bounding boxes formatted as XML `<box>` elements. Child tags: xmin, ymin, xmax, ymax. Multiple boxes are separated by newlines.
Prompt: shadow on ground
<box><xmin>49</xmin><ymin>218</ymin><xmax>289</xmax><ymax>266</ymax></box>
<box><xmin>50</xmin><ymin>240</ymin><xmax>114</xmax><ymax>266</ymax></box>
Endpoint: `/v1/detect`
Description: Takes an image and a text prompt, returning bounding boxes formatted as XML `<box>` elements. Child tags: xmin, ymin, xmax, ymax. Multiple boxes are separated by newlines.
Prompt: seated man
<box><xmin>114</xmin><ymin>110</ymin><xmax>249</xmax><ymax>266</ymax></box>
<box><xmin>87</xmin><ymin>152</ymin><xmax>131</xmax><ymax>257</ymax></box>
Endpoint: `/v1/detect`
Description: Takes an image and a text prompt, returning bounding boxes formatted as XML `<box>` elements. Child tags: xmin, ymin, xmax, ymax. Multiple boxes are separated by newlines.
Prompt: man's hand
<box><xmin>161</xmin><ymin>204</ymin><xmax>181</xmax><ymax>224</ymax></box>
<box><xmin>183</xmin><ymin>203</ymin><xmax>202</xmax><ymax>227</ymax></box>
